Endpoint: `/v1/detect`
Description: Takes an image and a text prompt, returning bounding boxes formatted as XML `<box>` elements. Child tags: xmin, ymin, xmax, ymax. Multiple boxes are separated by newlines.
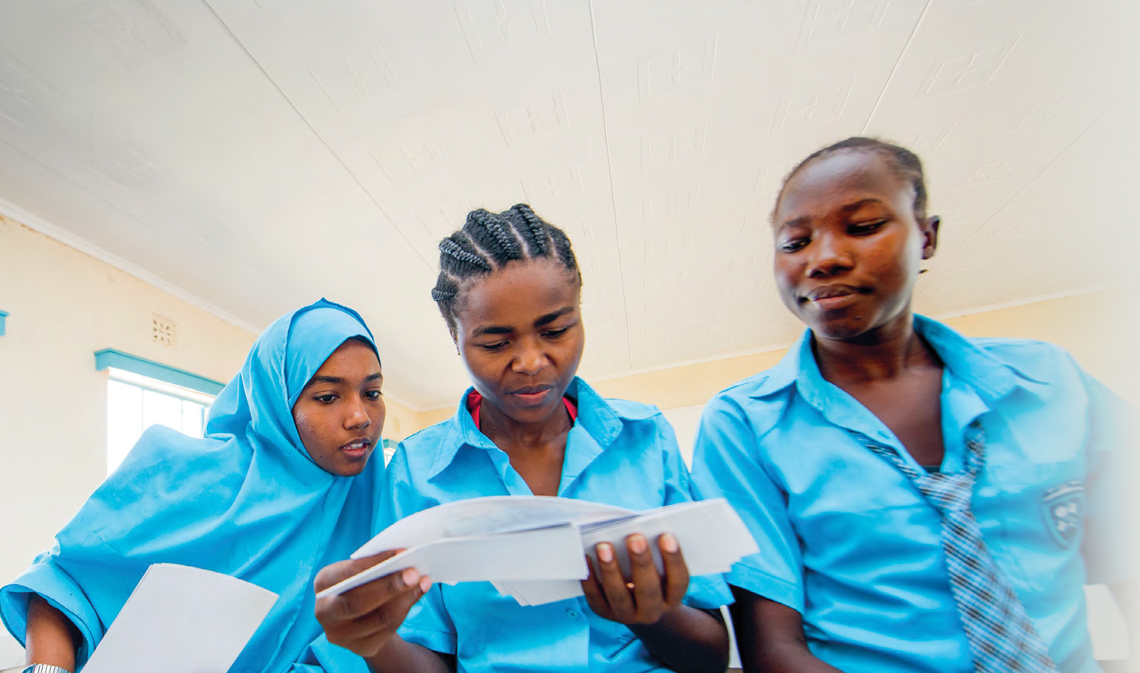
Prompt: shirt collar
<box><xmin>749</xmin><ymin>315</ymin><xmax>1047</xmax><ymax>404</ymax></box>
<box><xmin>426</xmin><ymin>376</ymin><xmax>627</xmax><ymax>480</ymax></box>
<box><xmin>911</xmin><ymin>315</ymin><xmax>1047</xmax><ymax>399</ymax></box>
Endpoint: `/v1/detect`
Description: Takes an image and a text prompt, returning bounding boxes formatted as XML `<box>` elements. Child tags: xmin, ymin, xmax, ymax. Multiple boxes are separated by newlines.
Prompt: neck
<box><xmin>812</xmin><ymin>313</ymin><xmax>939</xmax><ymax>384</ymax></box>
<box><xmin>478</xmin><ymin>397</ymin><xmax>571</xmax><ymax>450</ymax></box>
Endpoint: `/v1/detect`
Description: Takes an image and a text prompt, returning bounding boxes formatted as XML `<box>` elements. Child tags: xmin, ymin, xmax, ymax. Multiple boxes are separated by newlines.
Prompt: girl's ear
<box><xmin>921</xmin><ymin>215</ymin><xmax>941</xmax><ymax>260</ymax></box>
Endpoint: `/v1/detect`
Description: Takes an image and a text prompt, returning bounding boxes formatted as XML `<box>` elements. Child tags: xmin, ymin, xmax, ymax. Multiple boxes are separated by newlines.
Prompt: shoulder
<box><xmin>391</xmin><ymin>418</ymin><xmax>458</xmax><ymax>473</ymax></box>
<box><xmin>970</xmin><ymin>337</ymin><xmax>1084</xmax><ymax>386</ymax></box>
<box><xmin>971</xmin><ymin>335</ymin><xmax>1072</xmax><ymax>364</ymax></box>
<box><xmin>702</xmin><ymin>370</ymin><xmax>795</xmax><ymax>440</ymax></box>
<box><xmin>605</xmin><ymin>397</ymin><xmax>664</xmax><ymax>422</ymax></box>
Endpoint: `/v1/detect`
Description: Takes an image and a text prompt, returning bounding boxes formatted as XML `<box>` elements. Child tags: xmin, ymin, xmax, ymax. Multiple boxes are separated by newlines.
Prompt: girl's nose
<box><xmin>807</xmin><ymin>232</ymin><xmax>853</xmax><ymax>278</ymax></box>
<box><xmin>344</xmin><ymin>397</ymin><xmax>371</xmax><ymax>429</ymax></box>
<box><xmin>512</xmin><ymin>340</ymin><xmax>546</xmax><ymax>375</ymax></box>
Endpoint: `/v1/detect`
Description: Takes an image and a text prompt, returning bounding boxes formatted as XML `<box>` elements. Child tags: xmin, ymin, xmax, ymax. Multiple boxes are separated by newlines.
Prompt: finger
<box><xmin>595</xmin><ymin>542</ymin><xmax>635</xmax><ymax>617</ymax></box>
<box><xmin>579</xmin><ymin>556</ymin><xmax>610</xmax><ymax>616</ymax></box>
<box><xmin>658</xmin><ymin>533</ymin><xmax>690</xmax><ymax>607</ymax></box>
<box><xmin>326</xmin><ymin>575</ymin><xmax>431</xmax><ymax>655</ymax></box>
<box><xmin>370</xmin><ymin>574</ymin><xmax>432</xmax><ymax>633</ymax></box>
<box><xmin>626</xmin><ymin>534</ymin><xmax>665</xmax><ymax>614</ymax></box>
<box><xmin>313</xmin><ymin>548</ymin><xmax>405</xmax><ymax>592</ymax></box>
<box><xmin>319</xmin><ymin>566</ymin><xmax>422</xmax><ymax>621</ymax></box>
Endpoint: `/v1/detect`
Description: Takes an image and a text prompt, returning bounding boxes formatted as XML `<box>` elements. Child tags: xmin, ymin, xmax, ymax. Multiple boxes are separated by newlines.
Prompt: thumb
<box><xmin>314</xmin><ymin>548</ymin><xmax>405</xmax><ymax>593</ymax></box>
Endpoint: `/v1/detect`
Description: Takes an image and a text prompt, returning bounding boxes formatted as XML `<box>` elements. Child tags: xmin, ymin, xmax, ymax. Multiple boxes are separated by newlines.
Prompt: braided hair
<box><xmin>432</xmin><ymin>203</ymin><xmax>581</xmax><ymax>336</ymax></box>
<box><xmin>773</xmin><ymin>136</ymin><xmax>928</xmax><ymax>222</ymax></box>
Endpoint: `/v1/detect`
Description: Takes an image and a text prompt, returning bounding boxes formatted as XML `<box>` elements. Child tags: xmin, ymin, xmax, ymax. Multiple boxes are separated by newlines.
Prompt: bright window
<box><xmin>106</xmin><ymin>368</ymin><xmax>215</xmax><ymax>475</ymax></box>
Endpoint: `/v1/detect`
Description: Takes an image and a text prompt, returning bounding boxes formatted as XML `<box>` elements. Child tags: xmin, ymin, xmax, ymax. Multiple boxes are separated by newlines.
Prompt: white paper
<box><xmin>351</xmin><ymin>495</ymin><xmax>630</xmax><ymax>559</ymax></box>
<box><xmin>82</xmin><ymin>563</ymin><xmax>278</xmax><ymax>673</ymax></box>
<box><xmin>491</xmin><ymin>579</ymin><xmax>584</xmax><ymax>607</ymax></box>
<box><xmin>582</xmin><ymin>499</ymin><xmax>759</xmax><ymax>577</ymax></box>
<box><xmin>324</xmin><ymin>496</ymin><xmax>758</xmax><ymax>607</ymax></box>
<box><xmin>499</xmin><ymin>500</ymin><xmax>760</xmax><ymax>606</ymax></box>
<box><xmin>318</xmin><ymin>523</ymin><xmax>587</xmax><ymax>599</ymax></box>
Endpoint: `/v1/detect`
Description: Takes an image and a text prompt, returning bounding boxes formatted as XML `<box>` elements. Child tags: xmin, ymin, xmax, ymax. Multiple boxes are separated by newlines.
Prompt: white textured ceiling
<box><xmin>0</xmin><ymin>0</ymin><xmax>1136</xmax><ymax>410</ymax></box>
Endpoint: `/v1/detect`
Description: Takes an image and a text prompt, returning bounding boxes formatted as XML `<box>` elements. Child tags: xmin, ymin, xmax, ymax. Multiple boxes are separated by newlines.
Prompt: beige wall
<box><xmin>382</xmin><ymin>397</ymin><xmax>423</xmax><ymax>443</ymax></box>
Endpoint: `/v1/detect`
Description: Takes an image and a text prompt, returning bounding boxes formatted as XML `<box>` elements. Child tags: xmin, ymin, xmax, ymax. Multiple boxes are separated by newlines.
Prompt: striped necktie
<box><xmin>864</xmin><ymin>421</ymin><xmax>1059</xmax><ymax>672</ymax></box>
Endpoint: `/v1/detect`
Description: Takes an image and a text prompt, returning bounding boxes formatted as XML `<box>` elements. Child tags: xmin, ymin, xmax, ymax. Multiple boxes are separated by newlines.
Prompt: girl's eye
<box><xmin>315</xmin><ymin>394</ymin><xmax>337</xmax><ymax>404</ymax></box>
<box><xmin>849</xmin><ymin>220</ymin><xmax>885</xmax><ymax>235</ymax></box>
<box><xmin>779</xmin><ymin>238</ymin><xmax>808</xmax><ymax>253</ymax></box>
<box><xmin>480</xmin><ymin>342</ymin><xmax>508</xmax><ymax>352</ymax></box>
<box><xmin>365</xmin><ymin>390</ymin><xmax>383</xmax><ymax>400</ymax></box>
<box><xmin>543</xmin><ymin>327</ymin><xmax>569</xmax><ymax>339</ymax></box>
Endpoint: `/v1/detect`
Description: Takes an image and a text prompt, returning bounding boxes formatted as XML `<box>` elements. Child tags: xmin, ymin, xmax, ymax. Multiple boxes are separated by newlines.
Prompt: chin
<box><xmin>332</xmin><ymin>455</ymin><xmax>372</xmax><ymax>477</ymax></box>
<box><xmin>508</xmin><ymin>399</ymin><xmax>564</xmax><ymax>425</ymax></box>
<box><xmin>802</xmin><ymin>312</ymin><xmax>870</xmax><ymax>341</ymax></box>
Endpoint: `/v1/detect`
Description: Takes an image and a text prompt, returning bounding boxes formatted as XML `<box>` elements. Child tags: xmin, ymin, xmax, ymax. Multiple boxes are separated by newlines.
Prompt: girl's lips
<box><xmin>340</xmin><ymin>439</ymin><xmax>371</xmax><ymax>458</ymax></box>
<box><xmin>510</xmin><ymin>387</ymin><xmax>552</xmax><ymax>406</ymax></box>
<box><xmin>810</xmin><ymin>293</ymin><xmax>860</xmax><ymax>311</ymax></box>
<box><xmin>803</xmin><ymin>285</ymin><xmax>865</xmax><ymax>311</ymax></box>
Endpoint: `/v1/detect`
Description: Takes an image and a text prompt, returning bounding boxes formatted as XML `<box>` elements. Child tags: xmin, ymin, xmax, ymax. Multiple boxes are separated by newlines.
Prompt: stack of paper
<box><xmin>82</xmin><ymin>564</ymin><xmax>278</xmax><ymax>673</ymax></box>
<box><xmin>317</xmin><ymin>497</ymin><xmax>758</xmax><ymax>607</ymax></box>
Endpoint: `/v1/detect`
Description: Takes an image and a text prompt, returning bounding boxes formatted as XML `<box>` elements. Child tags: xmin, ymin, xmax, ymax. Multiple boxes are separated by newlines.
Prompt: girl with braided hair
<box><xmin>313</xmin><ymin>204</ymin><xmax>732</xmax><ymax>673</ymax></box>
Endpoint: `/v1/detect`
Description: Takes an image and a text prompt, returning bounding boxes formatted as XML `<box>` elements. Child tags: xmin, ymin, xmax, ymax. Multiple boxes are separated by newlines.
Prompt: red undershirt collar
<box><xmin>466</xmin><ymin>390</ymin><xmax>578</xmax><ymax>432</ymax></box>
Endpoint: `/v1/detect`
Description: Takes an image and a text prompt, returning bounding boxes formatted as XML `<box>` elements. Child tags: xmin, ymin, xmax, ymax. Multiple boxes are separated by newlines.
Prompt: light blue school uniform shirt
<box><xmin>384</xmin><ymin>377</ymin><xmax>732</xmax><ymax>673</ymax></box>
<box><xmin>691</xmin><ymin>316</ymin><xmax>1133</xmax><ymax>673</ymax></box>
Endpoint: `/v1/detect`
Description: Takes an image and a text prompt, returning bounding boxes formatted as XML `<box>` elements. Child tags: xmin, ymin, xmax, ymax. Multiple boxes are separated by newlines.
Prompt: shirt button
<box><xmin>567</xmin><ymin>609</ymin><xmax>579</xmax><ymax>618</ymax></box>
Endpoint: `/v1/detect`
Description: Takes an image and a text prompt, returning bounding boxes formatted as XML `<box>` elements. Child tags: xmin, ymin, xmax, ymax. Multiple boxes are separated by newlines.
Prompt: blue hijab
<box><xmin>0</xmin><ymin>299</ymin><xmax>386</xmax><ymax>672</ymax></box>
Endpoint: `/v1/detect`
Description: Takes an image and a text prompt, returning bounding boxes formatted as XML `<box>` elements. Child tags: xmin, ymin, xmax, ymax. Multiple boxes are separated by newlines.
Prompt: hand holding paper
<box><xmin>313</xmin><ymin>550</ymin><xmax>433</xmax><ymax>660</ymax></box>
<box><xmin>318</xmin><ymin>497</ymin><xmax>758</xmax><ymax>608</ymax></box>
<box><xmin>580</xmin><ymin>532</ymin><xmax>690</xmax><ymax>626</ymax></box>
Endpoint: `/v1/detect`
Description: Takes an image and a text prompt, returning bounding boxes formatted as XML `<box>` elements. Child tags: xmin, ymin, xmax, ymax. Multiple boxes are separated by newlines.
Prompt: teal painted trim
<box><xmin>94</xmin><ymin>349</ymin><xmax>224</xmax><ymax>396</ymax></box>
<box><xmin>382</xmin><ymin>438</ymin><xmax>397</xmax><ymax>449</ymax></box>
<box><xmin>0</xmin><ymin>310</ymin><xmax>7</xmax><ymax>337</ymax></box>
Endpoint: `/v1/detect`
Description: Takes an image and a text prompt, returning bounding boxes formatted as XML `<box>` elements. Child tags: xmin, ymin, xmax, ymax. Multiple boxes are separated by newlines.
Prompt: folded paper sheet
<box><xmin>82</xmin><ymin>564</ymin><xmax>277</xmax><ymax>673</ymax></box>
<box><xmin>498</xmin><ymin>499</ymin><xmax>760</xmax><ymax>606</ymax></box>
<box><xmin>319</xmin><ymin>496</ymin><xmax>759</xmax><ymax>607</ymax></box>
<box><xmin>316</xmin><ymin>523</ymin><xmax>589</xmax><ymax>599</ymax></box>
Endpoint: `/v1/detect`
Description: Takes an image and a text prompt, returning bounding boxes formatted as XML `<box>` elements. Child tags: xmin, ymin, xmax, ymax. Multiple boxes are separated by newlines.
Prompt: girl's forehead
<box><xmin>459</xmin><ymin>258</ymin><xmax>579</xmax><ymax>321</ymax></box>
<box><xmin>777</xmin><ymin>150</ymin><xmax>912</xmax><ymax>219</ymax></box>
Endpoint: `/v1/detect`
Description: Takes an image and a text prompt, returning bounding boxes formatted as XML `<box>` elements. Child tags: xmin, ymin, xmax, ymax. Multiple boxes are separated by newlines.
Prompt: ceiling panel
<box><xmin>0</xmin><ymin>0</ymin><xmax>1135</xmax><ymax>409</ymax></box>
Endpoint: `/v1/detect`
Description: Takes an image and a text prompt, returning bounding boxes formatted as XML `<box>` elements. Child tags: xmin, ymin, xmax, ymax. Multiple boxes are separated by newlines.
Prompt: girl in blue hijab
<box><xmin>1</xmin><ymin>299</ymin><xmax>388</xmax><ymax>673</ymax></box>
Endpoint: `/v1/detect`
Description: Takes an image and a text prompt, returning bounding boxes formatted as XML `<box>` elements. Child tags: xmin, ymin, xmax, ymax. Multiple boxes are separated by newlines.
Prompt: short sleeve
<box><xmin>655</xmin><ymin>416</ymin><xmax>734</xmax><ymax>610</ymax></box>
<box><xmin>1079</xmin><ymin>371</ymin><xmax>1137</xmax><ymax>585</ymax></box>
<box><xmin>690</xmin><ymin>394</ymin><xmax>805</xmax><ymax>613</ymax></box>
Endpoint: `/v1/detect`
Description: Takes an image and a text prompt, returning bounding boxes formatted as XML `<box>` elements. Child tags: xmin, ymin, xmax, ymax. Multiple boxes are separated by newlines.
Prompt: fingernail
<box><xmin>629</xmin><ymin>534</ymin><xmax>647</xmax><ymax>554</ymax></box>
<box><xmin>402</xmin><ymin>568</ymin><xmax>420</xmax><ymax>587</ymax></box>
<box><xmin>598</xmin><ymin>543</ymin><xmax>614</xmax><ymax>563</ymax></box>
<box><xmin>419</xmin><ymin>576</ymin><xmax>433</xmax><ymax>593</ymax></box>
<box><xmin>660</xmin><ymin>533</ymin><xmax>679</xmax><ymax>553</ymax></box>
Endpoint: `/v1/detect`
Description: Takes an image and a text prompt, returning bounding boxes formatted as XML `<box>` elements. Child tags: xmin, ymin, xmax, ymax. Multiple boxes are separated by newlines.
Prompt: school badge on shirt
<box><xmin>1042</xmin><ymin>480</ymin><xmax>1084</xmax><ymax>548</ymax></box>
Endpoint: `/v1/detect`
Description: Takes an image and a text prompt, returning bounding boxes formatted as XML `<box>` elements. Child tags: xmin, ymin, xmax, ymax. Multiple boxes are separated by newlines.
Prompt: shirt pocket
<box><xmin>980</xmin><ymin>457</ymin><xmax>1087</xmax><ymax>593</ymax></box>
